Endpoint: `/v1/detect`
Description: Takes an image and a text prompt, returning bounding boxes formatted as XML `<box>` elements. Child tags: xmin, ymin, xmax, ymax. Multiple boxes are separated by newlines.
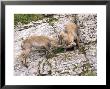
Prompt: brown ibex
<box><xmin>58</xmin><ymin>22</ymin><xmax>80</xmax><ymax>49</ymax></box>
<box><xmin>20</xmin><ymin>35</ymin><xmax>58</xmax><ymax>67</ymax></box>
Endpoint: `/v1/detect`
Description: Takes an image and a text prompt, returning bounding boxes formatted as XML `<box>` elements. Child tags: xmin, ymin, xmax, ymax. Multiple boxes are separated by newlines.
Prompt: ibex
<box><xmin>58</xmin><ymin>22</ymin><xmax>80</xmax><ymax>49</ymax></box>
<box><xmin>20</xmin><ymin>35</ymin><xmax>58</xmax><ymax>67</ymax></box>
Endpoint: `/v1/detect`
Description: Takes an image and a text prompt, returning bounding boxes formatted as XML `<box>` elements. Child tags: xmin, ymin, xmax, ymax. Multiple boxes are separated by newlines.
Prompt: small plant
<box><xmin>79</xmin><ymin>62</ymin><xmax>96</xmax><ymax>76</ymax></box>
<box><xmin>80</xmin><ymin>70</ymin><xmax>96</xmax><ymax>76</ymax></box>
<box><xmin>53</xmin><ymin>48</ymin><xmax>64</xmax><ymax>54</ymax></box>
<box><xmin>47</xmin><ymin>17</ymin><xmax>58</xmax><ymax>26</ymax></box>
<box><xmin>79</xmin><ymin>45</ymin><xmax>86</xmax><ymax>54</ymax></box>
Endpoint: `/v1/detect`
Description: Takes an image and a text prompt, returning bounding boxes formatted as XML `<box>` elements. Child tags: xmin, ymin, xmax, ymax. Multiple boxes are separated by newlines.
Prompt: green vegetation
<box><xmin>14</xmin><ymin>14</ymin><xmax>44</xmax><ymax>25</ymax></box>
<box><xmin>46</xmin><ymin>17</ymin><xmax>58</xmax><ymax>26</ymax></box>
<box><xmin>53</xmin><ymin>48</ymin><xmax>64</xmax><ymax>54</ymax></box>
<box><xmin>14</xmin><ymin>14</ymin><xmax>58</xmax><ymax>26</ymax></box>
<box><xmin>80</xmin><ymin>70</ymin><xmax>97</xmax><ymax>76</ymax></box>
<box><xmin>80</xmin><ymin>62</ymin><xmax>97</xmax><ymax>76</ymax></box>
<box><xmin>79</xmin><ymin>45</ymin><xmax>86</xmax><ymax>54</ymax></box>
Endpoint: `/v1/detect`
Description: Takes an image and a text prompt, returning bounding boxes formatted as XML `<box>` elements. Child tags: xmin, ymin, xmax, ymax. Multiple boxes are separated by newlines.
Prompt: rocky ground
<box><xmin>14</xmin><ymin>14</ymin><xmax>97</xmax><ymax>76</ymax></box>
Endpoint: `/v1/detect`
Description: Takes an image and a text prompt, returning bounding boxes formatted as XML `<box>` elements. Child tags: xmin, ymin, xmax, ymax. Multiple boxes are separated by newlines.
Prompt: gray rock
<box><xmin>77</xmin><ymin>14</ymin><xmax>97</xmax><ymax>44</ymax></box>
<box><xmin>14</xmin><ymin>14</ymin><xmax>97</xmax><ymax>76</ymax></box>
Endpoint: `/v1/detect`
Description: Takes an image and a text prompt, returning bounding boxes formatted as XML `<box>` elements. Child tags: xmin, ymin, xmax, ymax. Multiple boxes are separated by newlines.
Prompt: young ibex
<box><xmin>58</xmin><ymin>22</ymin><xmax>80</xmax><ymax>49</ymax></box>
<box><xmin>20</xmin><ymin>35</ymin><xmax>58</xmax><ymax>67</ymax></box>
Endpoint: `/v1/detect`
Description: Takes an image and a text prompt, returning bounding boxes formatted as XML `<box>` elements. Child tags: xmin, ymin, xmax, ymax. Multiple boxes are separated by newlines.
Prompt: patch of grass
<box><xmin>14</xmin><ymin>14</ymin><xmax>44</xmax><ymax>25</ymax></box>
<box><xmin>79</xmin><ymin>46</ymin><xmax>86</xmax><ymax>54</ymax></box>
<box><xmin>53</xmin><ymin>48</ymin><xmax>64</xmax><ymax>54</ymax></box>
<box><xmin>14</xmin><ymin>14</ymin><xmax>58</xmax><ymax>26</ymax></box>
<box><xmin>80</xmin><ymin>70</ymin><xmax>97</xmax><ymax>76</ymax></box>
<box><xmin>85</xmin><ymin>70</ymin><xmax>97</xmax><ymax>76</ymax></box>
<box><xmin>47</xmin><ymin>18</ymin><xmax>58</xmax><ymax>26</ymax></box>
<box><xmin>80</xmin><ymin>62</ymin><xmax>97</xmax><ymax>76</ymax></box>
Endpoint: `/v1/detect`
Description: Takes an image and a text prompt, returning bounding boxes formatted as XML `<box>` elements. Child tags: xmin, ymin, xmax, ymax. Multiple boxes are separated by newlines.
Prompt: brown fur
<box><xmin>20</xmin><ymin>35</ymin><xmax>58</xmax><ymax>67</ymax></box>
<box><xmin>59</xmin><ymin>22</ymin><xmax>80</xmax><ymax>48</ymax></box>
